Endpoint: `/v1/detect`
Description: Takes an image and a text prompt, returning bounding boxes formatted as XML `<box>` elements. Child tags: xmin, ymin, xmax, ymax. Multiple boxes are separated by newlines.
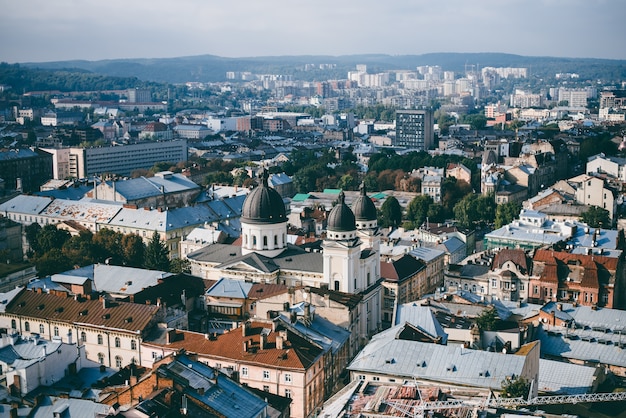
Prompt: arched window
<box><xmin>253</xmin><ymin>236</ymin><xmax>257</xmax><ymax>247</ymax></box>
<box><xmin>115</xmin><ymin>356</ymin><xmax>122</xmax><ymax>368</ymax></box>
<box><xmin>81</xmin><ymin>332</ymin><xmax>86</xmax><ymax>343</ymax></box>
<box><xmin>245</xmin><ymin>235</ymin><xmax>248</xmax><ymax>245</ymax></box>
<box><xmin>334</xmin><ymin>281</ymin><xmax>340</xmax><ymax>291</ymax></box>
<box><xmin>130</xmin><ymin>340</ymin><xmax>137</xmax><ymax>350</ymax></box>
<box><xmin>263</xmin><ymin>236</ymin><xmax>268</xmax><ymax>248</ymax></box>
<box><xmin>10</xmin><ymin>319</ymin><xmax>15</xmax><ymax>329</ymax></box>
<box><xmin>274</xmin><ymin>235</ymin><xmax>278</xmax><ymax>246</ymax></box>
<box><xmin>114</xmin><ymin>337</ymin><xmax>121</xmax><ymax>348</ymax></box>
<box><xmin>39</xmin><ymin>324</ymin><xmax>45</xmax><ymax>334</ymax></box>
<box><xmin>53</xmin><ymin>326</ymin><xmax>59</xmax><ymax>337</ymax></box>
<box><xmin>97</xmin><ymin>353</ymin><xmax>105</xmax><ymax>365</ymax></box>
<box><xmin>97</xmin><ymin>334</ymin><xmax>103</xmax><ymax>345</ymax></box>
<box><xmin>24</xmin><ymin>322</ymin><xmax>30</xmax><ymax>332</ymax></box>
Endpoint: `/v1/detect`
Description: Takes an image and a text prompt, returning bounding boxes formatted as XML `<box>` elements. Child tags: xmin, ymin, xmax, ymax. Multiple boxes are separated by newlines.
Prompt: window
<box><xmin>97</xmin><ymin>353</ymin><xmax>105</xmax><ymax>365</ymax></box>
<box><xmin>284</xmin><ymin>373</ymin><xmax>292</xmax><ymax>383</ymax></box>
<box><xmin>263</xmin><ymin>370</ymin><xmax>270</xmax><ymax>380</ymax></box>
<box><xmin>533</xmin><ymin>285</ymin><xmax>539</xmax><ymax>295</ymax></box>
<box><xmin>334</xmin><ymin>281</ymin><xmax>340</xmax><ymax>291</ymax></box>
<box><xmin>373</xmin><ymin>376</ymin><xmax>380</xmax><ymax>381</ymax></box>
<box><xmin>130</xmin><ymin>340</ymin><xmax>137</xmax><ymax>350</ymax></box>
<box><xmin>53</xmin><ymin>326</ymin><xmax>59</xmax><ymax>337</ymax></box>
<box><xmin>263</xmin><ymin>385</ymin><xmax>270</xmax><ymax>392</ymax></box>
<box><xmin>241</xmin><ymin>367</ymin><xmax>248</xmax><ymax>377</ymax></box>
<box><xmin>97</xmin><ymin>334</ymin><xmax>103</xmax><ymax>345</ymax></box>
<box><xmin>39</xmin><ymin>324</ymin><xmax>45</xmax><ymax>334</ymax></box>
<box><xmin>285</xmin><ymin>389</ymin><xmax>292</xmax><ymax>398</ymax></box>
<box><xmin>491</xmin><ymin>279</ymin><xmax>497</xmax><ymax>288</ymax></box>
<box><xmin>274</xmin><ymin>235</ymin><xmax>278</xmax><ymax>246</ymax></box>
<box><xmin>263</xmin><ymin>236</ymin><xmax>267</xmax><ymax>247</ymax></box>
<box><xmin>81</xmin><ymin>332</ymin><xmax>86</xmax><ymax>343</ymax></box>
<box><xmin>24</xmin><ymin>322</ymin><xmax>30</xmax><ymax>332</ymax></box>
<box><xmin>115</xmin><ymin>356</ymin><xmax>122</xmax><ymax>368</ymax></box>
<box><xmin>358</xmin><ymin>375</ymin><xmax>366</xmax><ymax>381</ymax></box>
<box><xmin>10</xmin><ymin>319</ymin><xmax>15</xmax><ymax>329</ymax></box>
<box><xmin>115</xmin><ymin>337</ymin><xmax>121</xmax><ymax>348</ymax></box>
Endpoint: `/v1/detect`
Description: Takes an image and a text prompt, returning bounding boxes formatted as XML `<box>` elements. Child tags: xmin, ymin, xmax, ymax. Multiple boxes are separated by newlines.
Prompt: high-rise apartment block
<box><xmin>394</xmin><ymin>109</ymin><xmax>434</xmax><ymax>151</ymax></box>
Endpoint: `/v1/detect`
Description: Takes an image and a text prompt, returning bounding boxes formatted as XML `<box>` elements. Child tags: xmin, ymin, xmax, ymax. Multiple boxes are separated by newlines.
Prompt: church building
<box><xmin>187</xmin><ymin>169</ymin><xmax>382</xmax><ymax>348</ymax></box>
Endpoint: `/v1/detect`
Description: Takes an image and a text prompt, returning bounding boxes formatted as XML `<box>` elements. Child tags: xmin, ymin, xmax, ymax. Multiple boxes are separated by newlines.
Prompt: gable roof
<box><xmin>5</xmin><ymin>289</ymin><xmax>159</xmax><ymax>334</ymax></box>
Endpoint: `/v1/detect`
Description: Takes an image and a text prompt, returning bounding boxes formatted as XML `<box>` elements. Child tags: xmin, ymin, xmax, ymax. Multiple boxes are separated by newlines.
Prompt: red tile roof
<box><xmin>146</xmin><ymin>322</ymin><xmax>322</xmax><ymax>370</ymax></box>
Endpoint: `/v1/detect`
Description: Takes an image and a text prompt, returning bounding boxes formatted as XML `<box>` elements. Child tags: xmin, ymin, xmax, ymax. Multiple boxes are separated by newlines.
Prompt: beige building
<box><xmin>0</xmin><ymin>288</ymin><xmax>161</xmax><ymax>370</ymax></box>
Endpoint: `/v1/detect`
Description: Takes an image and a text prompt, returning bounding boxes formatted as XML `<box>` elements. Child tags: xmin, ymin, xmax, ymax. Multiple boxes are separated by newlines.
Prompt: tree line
<box><xmin>24</xmin><ymin>224</ymin><xmax>187</xmax><ymax>277</ymax></box>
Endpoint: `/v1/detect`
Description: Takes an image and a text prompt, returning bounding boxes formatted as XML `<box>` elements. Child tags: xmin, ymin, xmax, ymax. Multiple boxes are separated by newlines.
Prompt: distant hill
<box><xmin>13</xmin><ymin>52</ymin><xmax>626</xmax><ymax>84</ymax></box>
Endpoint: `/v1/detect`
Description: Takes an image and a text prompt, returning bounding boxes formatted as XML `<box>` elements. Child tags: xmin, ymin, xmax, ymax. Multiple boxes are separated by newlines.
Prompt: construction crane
<box><xmin>383</xmin><ymin>390</ymin><xmax>626</xmax><ymax>417</ymax></box>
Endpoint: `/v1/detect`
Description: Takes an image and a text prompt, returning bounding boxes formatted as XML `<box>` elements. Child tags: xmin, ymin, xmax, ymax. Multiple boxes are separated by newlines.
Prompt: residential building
<box><xmin>394</xmin><ymin>110</ymin><xmax>434</xmax><ymax>151</ymax></box>
<box><xmin>380</xmin><ymin>255</ymin><xmax>427</xmax><ymax>326</ymax></box>
<box><xmin>529</xmin><ymin>249</ymin><xmax>624</xmax><ymax>309</ymax></box>
<box><xmin>0</xmin><ymin>333</ymin><xmax>90</xmax><ymax>396</ymax></box>
<box><xmin>142</xmin><ymin>319</ymin><xmax>325</xmax><ymax>418</ymax></box>
<box><xmin>0</xmin><ymin>288</ymin><xmax>161</xmax><ymax>369</ymax></box>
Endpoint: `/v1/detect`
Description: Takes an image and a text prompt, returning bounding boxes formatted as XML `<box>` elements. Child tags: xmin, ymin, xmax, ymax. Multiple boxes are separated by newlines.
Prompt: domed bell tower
<box><xmin>240</xmin><ymin>169</ymin><xmax>288</xmax><ymax>258</ymax></box>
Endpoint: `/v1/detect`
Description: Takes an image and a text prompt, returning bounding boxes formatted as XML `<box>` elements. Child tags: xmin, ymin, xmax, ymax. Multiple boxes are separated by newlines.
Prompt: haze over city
<box><xmin>2</xmin><ymin>0</ymin><xmax>626</xmax><ymax>63</ymax></box>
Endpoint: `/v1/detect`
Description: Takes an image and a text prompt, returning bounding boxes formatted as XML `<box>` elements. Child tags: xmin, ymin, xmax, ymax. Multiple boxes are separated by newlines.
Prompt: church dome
<box><xmin>241</xmin><ymin>169</ymin><xmax>286</xmax><ymax>224</ymax></box>
<box><xmin>352</xmin><ymin>184</ymin><xmax>377</xmax><ymax>221</ymax></box>
<box><xmin>327</xmin><ymin>191</ymin><xmax>356</xmax><ymax>232</ymax></box>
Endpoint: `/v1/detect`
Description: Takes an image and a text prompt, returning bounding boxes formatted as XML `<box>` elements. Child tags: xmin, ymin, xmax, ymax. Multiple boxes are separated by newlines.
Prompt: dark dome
<box><xmin>352</xmin><ymin>184</ymin><xmax>377</xmax><ymax>221</ymax></box>
<box><xmin>241</xmin><ymin>170</ymin><xmax>286</xmax><ymax>224</ymax></box>
<box><xmin>327</xmin><ymin>191</ymin><xmax>356</xmax><ymax>232</ymax></box>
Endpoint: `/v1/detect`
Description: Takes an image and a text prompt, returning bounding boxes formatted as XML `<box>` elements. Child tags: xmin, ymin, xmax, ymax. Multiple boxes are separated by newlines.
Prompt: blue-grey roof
<box><xmin>408</xmin><ymin>246</ymin><xmax>445</xmax><ymax>262</ymax></box>
<box><xmin>35</xmin><ymin>185</ymin><xmax>92</xmax><ymax>200</ymax></box>
<box><xmin>278</xmin><ymin>312</ymin><xmax>350</xmax><ymax>355</ymax></box>
<box><xmin>394</xmin><ymin>302</ymin><xmax>448</xmax><ymax>343</ymax></box>
<box><xmin>0</xmin><ymin>287</ymin><xmax>26</xmax><ymax>313</ymax></box>
<box><xmin>0</xmin><ymin>195</ymin><xmax>52</xmax><ymax>215</ymax></box>
<box><xmin>206</xmin><ymin>278</ymin><xmax>253</xmax><ymax>298</ymax></box>
<box><xmin>436</xmin><ymin>237</ymin><xmax>465</xmax><ymax>254</ymax></box>
<box><xmin>107</xmin><ymin>173</ymin><xmax>200</xmax><ymax>200</ymax></box>
<box><xmin>537</xmin><ymin>326</ymin><xmax>626</xmax><ymax>368</ymax></box>
<box><xmin>538</xmin><ymin>359</ymin><xmax>598</xmax><ymax>395</ymax></box>
<box><xmin>29</xmin><ymin>396</ymin><xmax>110</xmax><ymax>418</ymax></box>
<box><xmin>269</xmin><ymin>173</ymin><xmax>292</xmax><ymax>186</ymax></box>
<box><xmin>542</xmin><ymin>301</ymin><xmax>626</xmax><ymax>333</ymax></box>
<box><xmin>0</xmin><ymin>149</ymin><xmax>39</xmax><ymax>161</ymax></box>
<box><xmin>164</xmin><ymin>355</ymin><xmax>268</xmax><ymax>418</ymax></box>
<box><xmin>50</xmin><ymin>264</ymin><xmax>171</xmax><ymax>296</ymax></box>
<box><xmin>348</xmin><ymin>325</ymin><xmax>528</xmax><ymax>390</ymax></box>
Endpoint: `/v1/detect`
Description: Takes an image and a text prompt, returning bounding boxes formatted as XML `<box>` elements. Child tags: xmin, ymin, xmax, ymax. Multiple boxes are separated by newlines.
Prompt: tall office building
<box><xmin>394</xmin><ymin>110</ymin><xmax>434</xmax><ymax>151</ymax></box>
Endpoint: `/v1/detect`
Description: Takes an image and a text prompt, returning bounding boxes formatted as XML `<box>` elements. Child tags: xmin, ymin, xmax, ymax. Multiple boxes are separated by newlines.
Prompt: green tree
<box><xmin>406</xmin><ymin>195</ymin><xmax>434</xmax><ymax>228</ymax></box>
<box><xmin>501</xmin><ymin>376</ymin><xmax>531</xmax><ymax>399</ymax></box>
<box><xmin>36</xmin><ymin>248</ymin><xmax>73</xmax><ymax>277</ymax></box>
<box><xmin>453</xmin><ymin>194</ymin><xmax>496</xmax><ymax>228</ymax></box>
<box><xmin>379</xmin><ymin>196</ymin><xmax>402</xmax><ymax>228</ymax></box>
<box><xmin>25</xmin><ymin>223</ymin><xmax>42</xmax><ymax>255</ymax></box>
<box><xmin>62</xmin><ymin>230</ymin><xmax>97</xmax><ymax>267</ymax></box>
<box><xmin>581</xmin><ymin>206</ymin><xmax>611</xmax><ymax>228</ymax></box>
<box><xmin>170</xmin><ymin>257</ymin><xmax>191</xmax><ymax>274</ymax></box>
<box><xmin>337</xmin><ymin>174</ymin><xmax>358</xmax><ymax>191</ymax></box>
<box><xmin>463</xmin><ymin>114</ymin><xmax>488</xmax><ymax>130</ymax></box>
<box><xmin>121</xmin><ymin>234</ymin><xmax>146</xmax><ymax>267</ymax></box>
<box><xmin>144</xmin><ymin>231</ymin><xmax>170</xmax><ymax>271</ymax></box>
<box><xmin>37</xmin><ymin>225</ymin><xmax>71</xmax><ymax>255</ymax></box>
<box><xmin>475</xmin><ymin>306</ymin><xmax>498</xmax><ymax>331</ymax></box>
<box><xmin>495</xmin><ymin>201</ymin><xmax>522</xmax><ymax>228</ymax></box>
<box><xmin>93</xmin><ymin>228</ymin><xmax>124</xmax><ymax>264</ymax></box>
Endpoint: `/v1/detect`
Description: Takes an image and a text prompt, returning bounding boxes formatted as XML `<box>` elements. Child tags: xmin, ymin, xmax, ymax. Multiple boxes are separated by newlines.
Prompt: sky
<box><xmin>1</xmin><ymin>0</ymin><xmax>625</xmax><ymax>63</ymax></box>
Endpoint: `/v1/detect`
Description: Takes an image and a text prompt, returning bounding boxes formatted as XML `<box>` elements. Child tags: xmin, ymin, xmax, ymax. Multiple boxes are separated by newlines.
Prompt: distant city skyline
<box><xmin>2</xmin><ymin>0</ymin><xmax>625</xmax><ymax>64</ymax></box>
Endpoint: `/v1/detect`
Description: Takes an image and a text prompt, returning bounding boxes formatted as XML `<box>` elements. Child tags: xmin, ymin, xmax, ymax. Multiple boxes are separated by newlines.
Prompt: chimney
<box><xmin>242</xmin><ymin>321</ymin><xmax>249</xmax><ymax>337</ymax></box>
<box><xmin>166</xmin><ymin>328</ymin><xmax>177</xmax><ymax>344</ymax></box>
<box><xmin>276</xmin><ymin>335</ymin><xmax>284</xmax><ymax>350</ymax></box>
<box><xmin>260</xmin><ymin>333</ymin><xmax>267</xmax><ymax>350</ymax></box>
<box><xmin>243</xmin><ymin>341</ymin><xmax>248</xmax><ymax>352</ymax></box>
<box><xmin>557</xmin><ymin>303</ymin><xmax>563</xmax><ymax>311</ymax></box>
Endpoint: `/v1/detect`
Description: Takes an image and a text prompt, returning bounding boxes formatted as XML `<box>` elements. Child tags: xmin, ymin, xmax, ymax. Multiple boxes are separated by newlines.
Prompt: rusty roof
<box><xmin>6</xmin><ymin>289</ymin><xmax>159</xmax><ymax>333</ymax></box>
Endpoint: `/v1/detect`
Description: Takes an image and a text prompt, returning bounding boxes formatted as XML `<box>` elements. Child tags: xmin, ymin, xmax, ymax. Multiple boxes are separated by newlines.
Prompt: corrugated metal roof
<box><xmin>538</xmin><ymin>358</ymin><xmax>597</xmax><ymax>395</ymax></box>
<box><xmin>0</xmin><ymin>195</ymin><xmax>53</xmax><ymax>215</ymax></box>
<box><xmin>395</xmin><ymin>303</ymin><xmax>448</xmax><ymax>343</ymax></box>
<box><xmin>348</xmin><ymin>325</ymin><xmax>527</xmax><ymax>390</ymax></box>
<box><xmin>206</xmin><ymin>278</ymin><xmax>253</xmax><ymax>298</ymax></box>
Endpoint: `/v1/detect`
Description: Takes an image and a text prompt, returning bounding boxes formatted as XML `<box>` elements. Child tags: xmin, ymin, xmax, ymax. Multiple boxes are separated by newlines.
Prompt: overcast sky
<box><xmin>2</xmin><ymin>0</ymin><xmax>625</xmax><ymax>63</ymax></box>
